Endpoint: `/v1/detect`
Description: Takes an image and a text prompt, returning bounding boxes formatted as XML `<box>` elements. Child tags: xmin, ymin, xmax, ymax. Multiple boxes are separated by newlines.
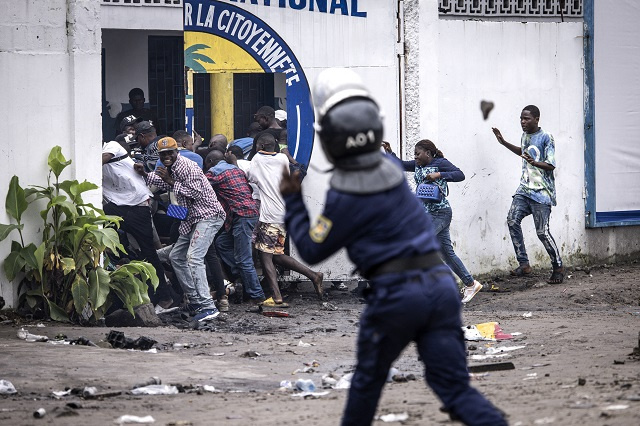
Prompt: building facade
<box><xmin>1</xmin><ymin>0</ymin><xmax>639</xmax><ymax>307</ymax></box>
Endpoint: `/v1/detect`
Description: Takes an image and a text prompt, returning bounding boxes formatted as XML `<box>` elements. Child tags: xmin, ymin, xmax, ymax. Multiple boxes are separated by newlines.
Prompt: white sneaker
<box><xmin>461</xmin><ymin>281</ymin><xmax>483</xmax><ymax>304</ymax></box>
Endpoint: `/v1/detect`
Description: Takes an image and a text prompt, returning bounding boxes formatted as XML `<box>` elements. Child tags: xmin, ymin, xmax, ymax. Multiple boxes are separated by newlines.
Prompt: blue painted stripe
<box><xmin>583</xmin><ymin>0</ymin><xmax>597</xmax><ymax>228</ymax></box>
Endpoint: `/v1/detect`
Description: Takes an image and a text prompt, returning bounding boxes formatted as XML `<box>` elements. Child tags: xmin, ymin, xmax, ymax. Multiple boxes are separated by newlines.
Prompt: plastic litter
<box><xmin>297</xmin><ymin>340</ymin><xmax>314</xmax><ymax>347</ymax></box>
<box><xmin>17</xmin><ymin>328</ymin><xmax>49</xmax><ymax>342</ymax></box>
<box><xmin>291</xmin><ymin>390</ymin><xmax>330</xmax><ymax>398</ymax></box>
<box><xmin>33</xmin><ymin>408</ymin><xmax>46</xmax><ymax>418</ymax></box>
<box><xmin>334</xmin><ymin>373</ymin><xmax>353</xmax><ymax>389</ymax></box>
<box><xmin>114</xmin><ymin>415</ymin><xmax>155</xmax><ymax>424</ymax></box>
<box><xmin>202</xmin><ymin>385</ymin><xmax>216</xmax><ymax>393</ymax></box>
<box><xmin>295</xmin><ymin>379</ymin><xmax>316</xmax><ymax>392</ymax></box>
<box><xmin>130</xmin><ymin>385</ymin><xmax>178</xmax><ymax>395</ymax></box>
<box><xmin>522</xmin><ymin>312</ymin><xmax>533</xmax><ymax>318</ymax></box>
<box><xmin>292</xmin><ymin>367</ymin><xmax>315</xmax><ymax>374</ymax></box>
<box><xmin>379</xmin><ymin>412</ymin><xmax>409</xmax><ymax>422</ymax></box>
<box><xmin>0</xmin><ymin>379</ymin><xmax>17</xmax><ymax>394</ymax></box>
<box><xmin>82</xmin><ymin>387</ymin><xmax>98</xmax><ymax>398</ymax></box>
<box><xmin>133</xmin><ymin>377</ymin><xmax>161</xmax><ymax>389</ymax></box>
<box><xmin>602</xmin><ymin>404</ymin><xmax>628</xmax><ymax>410</ymax></box>
<box><xmin>279</xmin><ymin>380</ymin><xmax>293</xmax><ymax>389</ymax></box>
<box><xmin>52</xmin><ymin>389</ymin><xmax>72</xmax><ymax>398</ymax></box>
<box><xmin>386</xmin><ymin>367</ymin><xmax>399</xmax><ymax>382</ymax></box>
<box><xmin>321</xmin><ymin>374</ymin><xmax>338</xmax><ymax>388</ymax></box>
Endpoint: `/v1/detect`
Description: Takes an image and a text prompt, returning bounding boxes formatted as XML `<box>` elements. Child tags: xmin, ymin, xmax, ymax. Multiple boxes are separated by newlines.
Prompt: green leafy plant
<box><xmin>0</xmin><ymin>146</ymin><xmax>158</xmax><ymax>322</ymax></box>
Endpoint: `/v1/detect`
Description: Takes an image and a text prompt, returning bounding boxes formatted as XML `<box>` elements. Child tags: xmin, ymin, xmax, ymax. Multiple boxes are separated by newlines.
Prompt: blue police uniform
<box><xmin>284</xmin><ymin>177</ymin><xmax>507</xmax><ymax>426</ymax></box>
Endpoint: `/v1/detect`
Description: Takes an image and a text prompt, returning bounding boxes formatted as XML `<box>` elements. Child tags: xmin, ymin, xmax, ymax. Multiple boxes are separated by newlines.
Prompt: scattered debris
<box><xmin>533</xmin><ymin>417</ymin><xmax>556</xmax><ymax>424</ymax></box>
<box><xmin>17</xmin><ymin>328</ymin><xmax>48</xmax><ymax>342</ymax></box>
<box><xmin>297</xmin><ymin>340</ymin><xmax>314</xmax><ymax>347</ymax></box>
<box><xmin>468</xmin><ymin>362</ymin><xmax>515</xmax><ymax>373</ymax></box>
<box><xmin>240</xmin><ymin>351</ymin><xmax>261</xmax><ymax>358</ymax></box>
<box><xmin>485</xmin><ymin>345</ymin><xmax>526</xmax><ymax>355</ymax></box>
<box><xmin>130</xmin><ymin>385</ymin><xmax>178</xmax><ymax>395</ymax></box>
<box><xmin>0</xmin><ymin>379</ymin><xmax>17</xmax><ymax>394</ymax></box>
<box><xmin>334</xmin><ymin>373</ymin><xmax>353</xmax><ymax>389</ymax></box>
<box><xmin>106</xmin><ymin>331</ymin><xmax>157</xmax><ymax>351</ymax></box>
<box><xmin>321</xmin><ymin>302</ymin><xmax>338</xmax><ymax>311</ymax></box>
<box><xmin>68</xmin><ymin>336</ymin><xmax>98</xmax><ymax>347</ymax></box>
<box><xmin>33</xmin><ymin>408</ymin><xmax>46</xmax><ymax>419</ymax></box>
<box><xmin>378</xmin><ymin>412</ymin><xmax>409</xmax><ymax>422</ymax></box>
<box><xmin>613</xmin><ymin>359</ymin><xmax>625</xmax><ymax>365</ymax></box>
<box><xmin>295</xmin><ymin>378</ymin><xmax>316</xmax><ymax>392</ymax></box>
<box><xmin>279</xmin><ymin>380</ymin><xmax>293</xmax><ymax>390</ymax></box>
<box><xmin>523</xmin><ymin>373</ymin><xmax>537</xmax><ymax>381</ymax></box>
<box><xmin>463</xmin><ymin>322</ymin><xmax>514</xmax><ymax>341</ymax></box>
<box><xmin>262</xmin><ymin>310</ymin><xmax>290</xmax><ymax>317</ymax></box>
<box><xmin>114</xmin><ymin>415</ymin><xmax>155</xmax><ymax>424</ymax></box>
<box><xmin>602</xmin><ymin>404</ymin><xmax>628</xmax><ymax>410</ymax></box>
<box><xmin>522</xmin><ymin>312</ymin><xmax>533</xmax><ymax>318</ymax></box>
<box><xmin>321</xmin><ymin>373</ymin><xmax>339</xmax><ymax>388</ymax></box>
<box><xmin>578</xmin><ymin>377</ymin><xmax>586</xmax><ymax>386</ymax></box>
<box><xmin>132</xmin><ymin>377</ymin><xmax>161</xmax><ymax>389</ymax></box>
<box><xmin>292</xmin><ymin>366</ymin><xmax>315</xmax><ymax>374</ymax></box>
<box><xmin>291</xmin><ymin>390</ymin><xmax>330</xmax><ymax>398</ymax></box>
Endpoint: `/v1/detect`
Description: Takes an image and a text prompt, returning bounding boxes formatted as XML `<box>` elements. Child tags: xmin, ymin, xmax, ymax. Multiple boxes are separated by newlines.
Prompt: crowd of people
<box><xmin>103</xmin><ymin>87</ymin><xmax>562</xmax><ymax>324</ymax></box>
<box><xmin>103</xmin><ymin>91</ymin><xmax>321</xmax><ymax>321</ymax></box>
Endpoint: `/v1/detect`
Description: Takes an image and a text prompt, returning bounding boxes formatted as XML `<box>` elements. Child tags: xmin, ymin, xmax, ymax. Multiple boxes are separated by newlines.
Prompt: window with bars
<box><xmin>101</xmin><ymin>0</ymin><xmax>182</xmax><ymax>6</ymax></box>
<box><xmin>439</xmin><ymin>0</ymin><xmax>583</xmax><ymax>18</ymax></box>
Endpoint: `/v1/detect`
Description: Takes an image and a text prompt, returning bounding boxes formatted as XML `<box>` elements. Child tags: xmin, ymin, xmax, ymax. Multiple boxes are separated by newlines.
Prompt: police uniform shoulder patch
<box><xmin>309</xmin><ymin>215</ymin><xmax>333</xmax><ymax>243</ymax></box>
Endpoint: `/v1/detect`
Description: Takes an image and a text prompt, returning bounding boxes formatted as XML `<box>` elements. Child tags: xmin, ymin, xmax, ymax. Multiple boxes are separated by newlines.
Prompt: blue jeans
<box><xmin>428</xmin><ymin>207</ymin><xmax>474</xmax><ymax>285</ymax></box>
<box><xmin>342</xmin><ymin>266</ymin><xmax>507</xmax><ymax>426</ymax></box>
<box><xmin>170</xmin><ymin>217</ymin><xmax>223</xmax><ymax>309</ymax></box>
<box><xmin>507</xmin><ymin>195</ymin><xmax>562</xmax><ymax>268</ymax></box>
<box><xmin>215</xmin><ymin>216</ymin><xmax>265</xmax><ymax>300</ymax></box>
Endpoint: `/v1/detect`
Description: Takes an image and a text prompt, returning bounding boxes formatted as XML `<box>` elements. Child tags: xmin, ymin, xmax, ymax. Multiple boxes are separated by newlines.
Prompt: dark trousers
<box><xmin>103</xmin><ymin>202</ymin><xmax>171</xmax><ymax>303</ymax></box>
<box><xmin>507</xmin><ymin>194</ymin><xmax>562</xmax><ymax>268</ymax></box>
<box><xmin>341</xmin><ymin>265</ymin><xmax>506</xmax><ymax>426</ymax></box>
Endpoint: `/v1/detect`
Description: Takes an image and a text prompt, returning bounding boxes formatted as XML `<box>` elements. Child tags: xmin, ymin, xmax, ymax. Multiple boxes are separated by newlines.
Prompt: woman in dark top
<box><xmin>392</xmin><ymin>139</ymin><xmax>483</xmax><ymax>304</ymax></box>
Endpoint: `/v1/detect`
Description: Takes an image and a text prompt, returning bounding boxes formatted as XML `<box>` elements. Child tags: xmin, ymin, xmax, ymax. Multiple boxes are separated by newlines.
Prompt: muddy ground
<box><xmin>1</xmin><ymin>261</ymin><xmax>639</xmax><ymax>425</ymax></box>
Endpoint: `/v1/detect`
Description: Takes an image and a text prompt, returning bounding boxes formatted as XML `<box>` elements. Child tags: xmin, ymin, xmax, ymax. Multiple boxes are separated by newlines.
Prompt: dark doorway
<box><xmin>192</xmin><ymin>73</ymin><xmax>211</xmax><ymax>140</ymax></box>
<box><xmin>148</xmin><ymin>36</ymin><xmax>185</xmax><ymax>136</ymax></box>
<box><xmin>233</xmin><ymin>73</ymin><xmax>274</xmax><ymax>139</ymax></box>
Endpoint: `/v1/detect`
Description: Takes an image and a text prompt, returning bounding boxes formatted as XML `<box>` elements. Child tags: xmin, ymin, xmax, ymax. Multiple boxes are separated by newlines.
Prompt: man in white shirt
<box><xmin>102</xmin><ymin>141</ymin><xmax>175</xmax><ymax>310</ymax></box>
<box><xmin>245</xmin><ymin>133</ymin><xmax>323</xmax><ymax>307</ymax></box>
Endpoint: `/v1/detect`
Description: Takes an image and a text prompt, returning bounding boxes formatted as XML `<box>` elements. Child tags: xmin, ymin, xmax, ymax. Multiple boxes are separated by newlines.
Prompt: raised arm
<box><xmin>492</xmin><ymin>127</ymin><xmax>522</xmax><ymax>156</ymax></box>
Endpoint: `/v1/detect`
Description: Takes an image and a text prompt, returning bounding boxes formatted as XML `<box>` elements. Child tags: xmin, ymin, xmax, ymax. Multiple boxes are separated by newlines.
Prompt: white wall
<box><xmin>0</xmin><ymin>0</ymin><xmax>103</xmax><ymax>307</ymax></box>
<box><xmin>408</xmin><ymin>0</ymin><xmax>640</xmax><ymax>275</ymax></box>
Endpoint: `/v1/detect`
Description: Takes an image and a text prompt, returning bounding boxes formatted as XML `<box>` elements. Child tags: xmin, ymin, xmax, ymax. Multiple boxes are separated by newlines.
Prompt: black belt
<box><xmin>362</xmin><ymin>251</ymin><xmax>443</xmax><ymax>279</ymax></box>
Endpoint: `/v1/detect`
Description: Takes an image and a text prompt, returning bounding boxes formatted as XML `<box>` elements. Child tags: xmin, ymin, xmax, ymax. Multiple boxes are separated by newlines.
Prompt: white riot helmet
<box><xmin>313</xmin><ymin>68</ymin><xmax>383</xmax><ymax>167</ymax></box>
<box><xmin>312</xmin><ymin>68</ymin><xmax>403</xmax><ymax>193</ymax></box>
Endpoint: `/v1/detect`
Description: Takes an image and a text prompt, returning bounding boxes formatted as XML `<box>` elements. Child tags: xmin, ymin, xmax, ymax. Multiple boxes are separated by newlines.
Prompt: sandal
<box><xmin>547</xmin><ymin>267</ymin><xmax>564</xmax><ymax>284</ymax></box>
<box><xmin>260</xmin><ymin>297</ymin><xmax>290</xmax><ymax>308</ymax></box>
<box><xmin>511</xmin><ymin>264</ymin><xmax>532</xmax><ymax>277</ymax></box>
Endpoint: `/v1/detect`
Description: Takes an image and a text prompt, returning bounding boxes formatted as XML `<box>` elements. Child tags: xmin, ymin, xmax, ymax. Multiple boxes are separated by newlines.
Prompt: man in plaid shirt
<box><xmin>134</xmin><ymin>137</ymin><xmax>225</xmax><ymax>322</ymax></box>
<box><xmin>205</xmin><ymin>150</ymin><xmax>266</xmax><ymax>307</ymax></box>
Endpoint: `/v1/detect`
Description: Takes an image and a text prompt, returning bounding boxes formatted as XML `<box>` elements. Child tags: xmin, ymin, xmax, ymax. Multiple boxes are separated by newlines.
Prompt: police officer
<box><xmin>280</xmin><ymin>68</ymin><xmax>507</xmax><ymax>426</ymax></box>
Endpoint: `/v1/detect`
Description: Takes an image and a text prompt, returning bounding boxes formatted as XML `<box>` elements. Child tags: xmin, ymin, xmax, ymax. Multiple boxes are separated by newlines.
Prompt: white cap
<box><xmin>275</xmin><ymin>109</ymin><xmax>287</xmax><ymax>121</ymax></box>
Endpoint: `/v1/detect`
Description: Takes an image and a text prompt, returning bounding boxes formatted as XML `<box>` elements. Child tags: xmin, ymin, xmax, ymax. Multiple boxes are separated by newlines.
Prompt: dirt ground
<box><xmin>1</xmin><ymin>261</ymin><xmax>639</xmax><ymax>426</ymax></box>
